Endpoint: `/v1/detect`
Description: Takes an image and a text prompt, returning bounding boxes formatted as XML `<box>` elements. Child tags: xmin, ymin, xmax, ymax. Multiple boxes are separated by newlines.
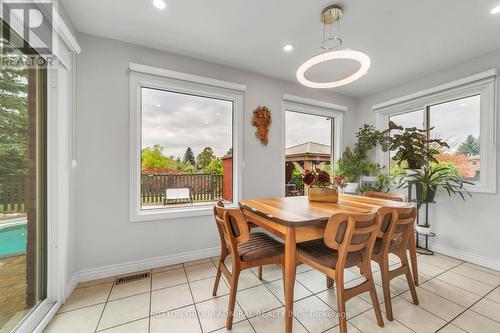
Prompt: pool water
<box><xmin>0</xmin><ymin>225</ymin><xmax>27</xmax><ymax>256</ymax></box>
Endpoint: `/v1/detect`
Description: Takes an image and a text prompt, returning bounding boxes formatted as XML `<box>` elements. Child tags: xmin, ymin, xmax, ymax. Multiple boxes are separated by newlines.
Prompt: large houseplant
<box><xmin>303</xmin><ymin>168</ymin><xmax>347</xmax><ymax>203</ymax></box>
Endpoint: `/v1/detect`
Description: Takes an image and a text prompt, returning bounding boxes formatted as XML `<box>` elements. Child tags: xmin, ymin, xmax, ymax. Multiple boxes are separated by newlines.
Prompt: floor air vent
<box><xmin>115</xmin><ymin>272</ymin><xmax>150</xmax><ymax>285</ymax></box>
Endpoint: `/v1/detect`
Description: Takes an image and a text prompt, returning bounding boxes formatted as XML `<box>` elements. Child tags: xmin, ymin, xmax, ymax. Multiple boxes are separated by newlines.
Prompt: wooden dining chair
<box><xmin>212</xmin><ymin>201</ymin><xmax>285</xmax><ymax>329</ymax></box>
<box><xmin>364</xmin><ymin>191</ymin><xmax>419</xmax><ymax>286</ymax></box>
<box><xmin>297</xmin><ymin>210</ymin><xmax>384</xmax><ymax>333</ymax></box>
<box><xmin>371</xmin><ymin>206</ymin><xmax>419</xmax><ymax>320</ymax></box>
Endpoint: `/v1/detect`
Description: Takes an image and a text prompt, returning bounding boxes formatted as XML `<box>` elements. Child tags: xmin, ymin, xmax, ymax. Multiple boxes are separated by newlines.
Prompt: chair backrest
<box><xmin>324</xmin><ymin>209</ymin><xmax>381</xmax><ymax>268</ymax></box>
<box><xmin>364</xmin><ymin>191</ymin><xmax>406</xmax><ymax>202</ymax></box>
<box><xmin>377</xmin><ymin>206</ymin><xmax>417</xmax><ymax>253</ymax></box>
<box><xmin>213</xmin><ymin>201</ymin><xmax>250</xmax><ymax>250</ymax></box>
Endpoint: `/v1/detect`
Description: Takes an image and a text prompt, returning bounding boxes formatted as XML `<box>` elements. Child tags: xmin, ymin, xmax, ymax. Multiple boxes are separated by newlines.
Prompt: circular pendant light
<box><xmin>296</xmin><ymin>5</ymin><xmax>371</xmax><ymax>89</ymax></box>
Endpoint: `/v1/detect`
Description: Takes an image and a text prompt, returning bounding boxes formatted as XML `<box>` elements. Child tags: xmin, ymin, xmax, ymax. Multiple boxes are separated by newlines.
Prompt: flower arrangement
<box><xmin>302</xmin><ymin>168</ymin><xmax>347</xmax><ymax>189</ymax></box>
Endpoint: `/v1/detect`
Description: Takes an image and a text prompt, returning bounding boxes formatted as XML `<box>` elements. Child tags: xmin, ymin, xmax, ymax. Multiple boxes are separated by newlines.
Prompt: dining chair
<box><xmin>364</xmin><ymin>191</ymin><xmax>419</xmax><ymax>285</ymax></box>
<box><xmin>297</xmin><ymin>210</ymin><xmax>384</xmax><ymax>333</ymax></box>
<box><xmin>371</xmin><ymin>206</ymin><xmax>419</xmax><ymax>321</ymax></box>
<box><xmin>212</xmin><ymin>201</ymin><xmax>285</xmax><ymax>329</ymax></box>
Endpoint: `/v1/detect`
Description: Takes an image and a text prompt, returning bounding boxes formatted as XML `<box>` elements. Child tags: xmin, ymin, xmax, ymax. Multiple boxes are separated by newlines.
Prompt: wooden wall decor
<box><xmin>252</xmin><ymin>106</ymin><xmax>272</xmax><ymax>145</ymax></box>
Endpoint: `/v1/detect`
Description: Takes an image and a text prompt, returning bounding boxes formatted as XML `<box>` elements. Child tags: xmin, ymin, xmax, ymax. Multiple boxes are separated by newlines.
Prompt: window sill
<box><xmin>130</xmin><ymin>203</ymin><xmax>238</xmax><ymax>222</ymax></box>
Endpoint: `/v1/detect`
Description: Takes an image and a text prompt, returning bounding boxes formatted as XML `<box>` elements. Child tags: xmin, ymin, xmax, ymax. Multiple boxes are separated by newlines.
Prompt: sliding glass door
<box><xmin>0</xmin><ymin>22</ymin><xmax>47</xmax><ymax>332</ymax></box>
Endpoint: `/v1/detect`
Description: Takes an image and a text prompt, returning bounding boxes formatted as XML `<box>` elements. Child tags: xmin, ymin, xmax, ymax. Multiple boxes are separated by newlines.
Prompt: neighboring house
<box><xmin>285</xmin><ymin>142</ymin><xmax>331</xmax><ymax>185</ymax></box>
<box><xmin>468</xmin><ymin>155</ymin><xmax>480</xmax><ymax>178</ymax></box>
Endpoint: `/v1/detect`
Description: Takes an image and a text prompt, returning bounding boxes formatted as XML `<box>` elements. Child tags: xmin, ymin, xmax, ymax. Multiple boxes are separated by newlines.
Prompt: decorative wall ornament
<box><xmin>252</xmin><ymin>106</ymin><xmax>272</xmax><ymax>145</ymax></box>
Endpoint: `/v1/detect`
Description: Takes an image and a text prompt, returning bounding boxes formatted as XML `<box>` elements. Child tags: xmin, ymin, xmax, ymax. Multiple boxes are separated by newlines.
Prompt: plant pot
<box><xmin>343</xmin><ymin>182</ymin><xmax>359</xmax><ymax>193</ymax></box>
<box><xmin>416</xmin><ymin>224</ymin><xmax>432</xmax><ymax>235</ymax></box>
<box><xmin>308</xmin><ymin>187</ymin><xmax>338</xmax><ymax>203</ymax></box>
<box><xmin>415</xmin><ymin>183</ymin><xmax>437</xmax><ymax>203</ymax></box>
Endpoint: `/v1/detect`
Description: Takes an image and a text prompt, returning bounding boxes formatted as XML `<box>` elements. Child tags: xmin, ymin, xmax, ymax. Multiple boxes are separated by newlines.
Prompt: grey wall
<box><xmin>75</xmin><ymin>33</ymin><xmax>358</xmax><ymax>272</ymax></box>
<box><xmin>355</xmin><ymin>49</ymin><xmax>500</xmax><ymax>267</ymax></box>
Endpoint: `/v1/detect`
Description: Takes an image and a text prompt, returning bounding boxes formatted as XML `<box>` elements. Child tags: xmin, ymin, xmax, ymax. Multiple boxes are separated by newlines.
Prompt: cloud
<box><xmin>141</xmin><ymin>88</ymin><xmax>232</xmax><ymax>158</ymax></box>
<box><xmin>286</xmin><ymin>111</ymin><xmax>332</xmax><ymax>148</ymax></box>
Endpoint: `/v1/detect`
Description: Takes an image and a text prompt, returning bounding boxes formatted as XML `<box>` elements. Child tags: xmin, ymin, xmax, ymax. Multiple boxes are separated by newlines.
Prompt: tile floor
<box><xmin>44</xmin><ymin>253</ymin><xmax>500</xmax><ymax>333</ymax></box>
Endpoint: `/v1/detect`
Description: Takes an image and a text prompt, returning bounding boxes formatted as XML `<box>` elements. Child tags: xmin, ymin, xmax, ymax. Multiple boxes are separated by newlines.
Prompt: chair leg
<box><xmin>379</xmin><ymin>258</ymin><xmax>394</xmax><ymax>321</ymax></box>
<box><xmin>335</xmin><ymin>278</ymin><xmax>348</xmax><ymax>333</ymax></box>
<box><xmin>257</xmin><ymin>266</ymin><xmax>263</xmax><ymax>280</ymax></box>
<box><xmin>408</xmin><ymin>232</ymin><xmax>419</xmax><ymax>286</ymax></box>
<box><xmin>226</xmin><ymin>271</ymin><xmax>240</xmax><ymax>330</ymax></box>
<box><xmin>212</xmin><ymin>260</ymin><xmax>223</xmax><ymax>296</ymax></box>
<box><xmin>366</xmin><ymin>263</ymin><xmax>384</xmax><ymax>327</ymax></box>
<box><xmin>326</xmin><ymin>276</ymin><xmax>334</xmax><ymax>289</ymax></box>
<box><xmin>402</xmin><ymin>256</ymin><xmax>419</xmax><ymax>305</ymax></box>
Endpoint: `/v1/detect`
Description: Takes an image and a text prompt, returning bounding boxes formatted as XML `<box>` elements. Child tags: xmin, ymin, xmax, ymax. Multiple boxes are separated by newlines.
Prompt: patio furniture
<box><xmin>164</xmin><ymin>188</ymin><xmax>193</xmax><ymax>205</ymax></box>
<box><xmin>371</xmin><ymin>206</ymin><xmax>419</xmax><ymax>321</ymax></box>
<box><xmin>212</xmin><ymin>201</ymin><xmax>285</xmax><ymax>329</ymax></box>
<box><xmin>364</xmin><ymin>191</ymin><xmax>419</xmax><ymax>285</ymax></box>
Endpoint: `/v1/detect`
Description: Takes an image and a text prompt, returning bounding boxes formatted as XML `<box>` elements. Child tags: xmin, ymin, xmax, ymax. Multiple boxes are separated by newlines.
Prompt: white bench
<box><xmin>164</xmin><ymin>188</ymin><xmax>193</xmax><ymax>205</ymax></box>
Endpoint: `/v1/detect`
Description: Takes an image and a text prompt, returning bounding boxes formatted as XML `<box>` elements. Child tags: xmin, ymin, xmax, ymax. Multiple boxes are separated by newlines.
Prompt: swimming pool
<box><xmin>0</xmin><ymin>224</ymin><xmax>27</xmax><ymax>257</ymax></box>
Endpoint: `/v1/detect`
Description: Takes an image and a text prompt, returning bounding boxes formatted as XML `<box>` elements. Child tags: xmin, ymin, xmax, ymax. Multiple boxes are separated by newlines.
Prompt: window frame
<box><xmin>281</xmin><ymin>94</ymin><xmax>345</xmax><ymax>196</ymax></box>
<box><xmin>129</xmin><ymin>63</ymin><xmax>245</xmax><ymax>222</ymax></box>
<box><xmin>374</xmin><ymin>69</ymin><xmax>497</xmax><ymax>194</ymax></box>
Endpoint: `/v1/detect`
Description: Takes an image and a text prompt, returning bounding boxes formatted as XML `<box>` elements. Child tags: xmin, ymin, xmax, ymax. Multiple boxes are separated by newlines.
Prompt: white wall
<box><xmin>74</xmin><ymin>33</ymin><xmax>358</xmax><ymax>273</ymax></box>
<box><xmin>355</xmin><ymin>49</ymin><xmax>500</xmax><ymax>269</ymax></box>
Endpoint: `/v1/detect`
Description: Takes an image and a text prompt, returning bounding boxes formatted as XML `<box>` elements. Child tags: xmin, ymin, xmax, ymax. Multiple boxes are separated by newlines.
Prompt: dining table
<box><xmin>239</xmin><ymin>194</ymin><xmax>415</xmax><ymax>333</ymax></box>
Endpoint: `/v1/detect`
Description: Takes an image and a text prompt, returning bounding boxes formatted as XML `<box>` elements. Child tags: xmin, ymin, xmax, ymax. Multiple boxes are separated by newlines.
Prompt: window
<box><xmin>282</xmin><ymin>95</ymin><xmax>345</xmax><ymax>197</ymax></box>
<box><xmin>130</xmin><ymin>63</ymin><xmax>244</xmax><ymax>221</ymax></box>
<box><xmin>375</xmin><ymin>70</ymin><xmax>497</xmax><ymax>193</ymax></box>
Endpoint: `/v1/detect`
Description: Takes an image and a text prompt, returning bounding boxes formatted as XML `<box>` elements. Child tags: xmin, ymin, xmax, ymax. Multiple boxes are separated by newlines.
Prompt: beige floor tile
<box><xmin>350</xmin><ymin>310</ymin><xmax>413</xmax><ymax>333</ymax></box>
<box><xmin>293</xmin><ymin>295</ymin><xmax>338</xmax><ymax>333</ymax></box>
<box><xmin>152</xmin><ymin>267</ymin><xmax>187</xmax><ymax>291</ymax></box>
<box><xmin>151</xmin><ymin>284</ymin><xmax>193</xmax><ymax>314</ymax></box>
<box><xmin>407</xmin><ymin>271</ymin><xmax>432</xmax><ymax>284</ymax></box>
<box><xmin>316</xmin><ymin>289</ymin><xmax>372</xmax><ymax>319</ymax></box>
<box><xmin>152</xmin><ymin>263</ymin><xmax>183</xmax><ymax>273</ymax></box>
<box><xmin>418</xmin><ymin>254</ymin><xmax>462</xmax><ymax>270</ymax></box>
<box><xmin>324</xmin><ymin>322</ymin><xmax>361</xmax><ymax>333</ymax></box>
<box><xmin>184</xmin><ymin>258</ymin><xmax>213</xmax><ymax>267</ymax></box>
<box><xmin>295</xmin><ymin>269</ymin><xmax>330</xmax><ymax>294</ymax></box>
<box><xmin>355</xmin><ymin>280</ymin><xmax>392</xmax><ymax>305</ymax></box>
<box><xmin>373</xmin><ymin>271</ymin><xmax>411</xmax><ymax>295</ymax></box>
<box><xmin>59</xmin><ymin>283</ymin><xmax>112</xmax><ymax>312</ymax></box>
<box><xmin>400</xmin><ymin>286</ymin><xmax>465</xmax><ymax>321</ymax></box>
<box><xmin>296</xmin><ymin>263</ymin><xmax>313</xmax><ymax>274</ymax></box>
<box><xmin>76</xmin><ymin>277</ymin><xmax>115</xmax><ymax>289</ymax></box>
<box><xmin>452</xmin><ymin>309</ymin><xmax>500</xmax><ymax>333</ymax></box>
<box><xmin>385</xmin><ymin>296</ymin><xmax>446</xmax><ymax>333</ymax></box>
<box><xmin>486</xmin><ymin>286</ymin><xmax>500</xmax><ymax>303</ymax></box>
<box><xmin>236</xmin><ymin>285</ymin><xmax>282</xmax><ymax>316</ymax></box>
<box><xmin>437</xmin><ymin>324</ymin><xmax>467</xmax><ymax>333</ymax></box>
<box><xmin>213</xmin><ymin>319</ymin><xmax>255</xmax><ymax>333</ymax></box>
<box><xmin>419</xmin><ymin>278</ymin><xmax>481</xmax><ymax>307</ymax></box>
<box><xmin>436</xmin><ymin>270</ymin><xmax>494</xmax><ymax>296</ymax></box>
<box><xmin>223</xmin><ymin>270</ymin><xmax>262</xmax><ymax>291</ymax></box>
<box><xmin>150</xmin><ymin>305</ymin><xmax>201</xmax><ymax>333</ymax></box>
<box><xmin>250</xmin><ymin>264</ymin><xmax>283</xmax><ymax>282</ymax></box>
<box><xmin>44</xmin><ymin>303</ymin><xmax>104</xmax><ymax>333</ymax></box>
<box><xmin>249</xmin><ymin>308</ymin><xmax>307</xmax><ymax>333</ymax></box>
<box><xmin>450</xmin><ymin>264</ymin><xmax>500</xmax><ymax>286</ymax></box>
<box><xmin>471</xmin><ymin>298</ymin><xmax>500</xmax><ymax>322</ymax></box>
<box><xmin>109</xmin><ymin>276</ymin><xmax>151</xmax><ymax>301</ymax></box>
<box><xmin>416</xmin><ymin>261</ymin><xmax>448</xmax><ymax>277</ymax></box>
<box><xmin>462</xmin><ymin>262</ymin><xmax>500</xmax><ymax>276</ymax></box>
<box><xmin>98</xmin><ymin>293</ymin><xmax>150</xmax><ymax>330</ymax></box>
<box><xmin>196</xmin><ymin>294</ymin><xmax>245</xmax><ymax>332</ymax></box>
<box><xmin>98</xmin><ymin>318</ymin><xmax>149</xmax><ymax>332</ymax></box>
<box><xmin>191</xmin><ymin>276</ymin><xmax>229</xmax><ymax>303</ymax></box>
<box><xmin>186</xmin><ymin>262</ymin><xmax>218</xmax><ymax>282</ymax></box>
<box><xmin>265</xmin><ymin>279</ymin><xmax>312</xmax><ymax>303</ymax></box>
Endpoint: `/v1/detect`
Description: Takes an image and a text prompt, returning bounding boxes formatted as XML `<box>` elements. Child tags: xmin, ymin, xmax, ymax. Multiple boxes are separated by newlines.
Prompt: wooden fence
<box><xmin>141</xmin><ymin>173</ymin><xmax>223</xmax><ymax>205</ymax></box>
<box><xmin>0</xmin><ymin>175</ymin><xmax>26</xmax><ymax>213</ymax></box>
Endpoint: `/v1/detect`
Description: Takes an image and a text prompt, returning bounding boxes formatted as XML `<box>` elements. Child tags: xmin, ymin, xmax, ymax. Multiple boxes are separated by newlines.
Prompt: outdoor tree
<box><xmin>457</xmin><ymin>135</ymin><xmax>479</xmax><ymax>156</ymax></box>
<box><xmin>204</xmin><ymin>158</ymin><xmax>222</xmax><ymax>175</ymax></box>
<box><xmin>141</xmin><ymin>144</ymin><xmax>174</xmax><ymax>169</ymax></box>
<box><xmin>0</xmin><ymin>40</ymin><xmax>28</xmax><ymax>175</ymax></box>
<box><xmin>183</xmin><ymin>147</ymin><xmax>196</xmax><ymax>165</ymax></box>
<box><xmin>196</xmin><ymin>147</ymin><xmax>215</xmax><ymax>169</ymax></box>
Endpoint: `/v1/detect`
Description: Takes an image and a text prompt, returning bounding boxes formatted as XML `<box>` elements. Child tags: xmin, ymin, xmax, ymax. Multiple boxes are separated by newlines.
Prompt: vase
<box><xmin>308</xmin><ymin>187</ymin><xmax>339</xmax><ymax>203</ymax></box>
<box><xmin>416</xmin><ymin>224</ymin><xmax>432</xmax><ymax>235</ymax></box>
<box><xmin>415</xmin><ymin>183</ymin><xmax>437</xmax><ymax>203</ymax></box>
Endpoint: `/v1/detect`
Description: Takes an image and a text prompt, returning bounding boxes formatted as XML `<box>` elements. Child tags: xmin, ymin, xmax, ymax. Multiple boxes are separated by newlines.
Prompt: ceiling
<box><xmin>61</xmin><ymin>0</ymin><xmax>500</xmax><ymax>97</ymax></box>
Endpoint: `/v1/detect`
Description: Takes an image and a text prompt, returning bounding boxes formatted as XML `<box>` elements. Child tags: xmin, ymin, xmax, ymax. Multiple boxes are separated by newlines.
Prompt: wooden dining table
<box><xmin>239</xmin><ymin>194</ymin><xmax>415</xmax><ymax>333</ymax></box>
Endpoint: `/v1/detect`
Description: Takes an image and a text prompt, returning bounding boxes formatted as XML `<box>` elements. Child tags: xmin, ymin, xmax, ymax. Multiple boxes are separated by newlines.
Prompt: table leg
<box><xmin>284</xmin><ymin>227</ymin><xmax>296</xmax><ymax>333</ymax></box>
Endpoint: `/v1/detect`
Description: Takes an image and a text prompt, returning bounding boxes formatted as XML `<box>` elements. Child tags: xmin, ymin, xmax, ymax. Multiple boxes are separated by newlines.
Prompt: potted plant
<box><xmin>336</xmin><ymin>147</ymin><xmax>381</xmax><ymax>193</ymax></box>
<box><xmin>386</xmin><ymin>121</ymin><xmax>449</xmax><ymax>170</ymax></box>
<box><xmin>358</xmin><ymin>174</ymin><xmax>390</xmax><ymax>194</ymax></box>
<box><xmin>396</xmin><ymin>164</ymin><xmax>472</xmax><ymax>234</ymax></box>
<box><xmin>302</xmin><ymin>168</ymin><xmax>347</xmax><ymax>203</ymax></box>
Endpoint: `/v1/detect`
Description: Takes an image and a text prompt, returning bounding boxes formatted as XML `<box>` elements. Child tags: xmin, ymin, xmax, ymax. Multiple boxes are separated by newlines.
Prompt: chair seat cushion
<box><xmin>297</xmin><ymin>239</ymin><xmax>362</xmax><ymax>269</ymax></box>
<box><xmin>238</xmin><ymin>232</ymin><xmax>284</xmax><ymax>262</ymax></box>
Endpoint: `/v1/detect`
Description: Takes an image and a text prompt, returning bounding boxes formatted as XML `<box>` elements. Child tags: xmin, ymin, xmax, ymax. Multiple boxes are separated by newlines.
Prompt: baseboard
<box><xmin>65</xmin><ymin>273</ymin><xmax>79</xmax><ymax>299</ymax></box>
<box><xmin>73</xmin><ymin>246</ymin><xmax>221</xmax><ymax>284</ymax></box>
<box><xmin>432</xmin><ymin>243</ymin><xmax>500</xmax><ymax>271</ymax></box>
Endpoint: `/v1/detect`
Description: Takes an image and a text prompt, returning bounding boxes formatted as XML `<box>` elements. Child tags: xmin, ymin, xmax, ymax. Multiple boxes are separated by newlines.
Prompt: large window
<box><xmin>376</xmin><ymin>70</ymin><xmax>496</xmax><ymax>193</ymax></box>
<box><xmin>129</xmin><ymin>64</ymin><xmax>244</xmax><ymax>221</ymax></box>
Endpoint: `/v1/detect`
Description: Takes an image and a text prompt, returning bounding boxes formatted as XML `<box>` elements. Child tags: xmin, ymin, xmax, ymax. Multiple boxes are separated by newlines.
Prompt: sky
<box><xmin>141</xmin><ymin>87</ymin><xmax>232</xmax><ymax>159</ymax></box>
<box><xmin>286</xmin><ymin>111</ymin><xmax>332</xmax><ymax>148</ymax></box>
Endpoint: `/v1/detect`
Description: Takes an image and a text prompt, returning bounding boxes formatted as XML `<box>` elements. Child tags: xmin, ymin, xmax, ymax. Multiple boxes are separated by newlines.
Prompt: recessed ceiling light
<box><xmin>152</xmin><ymin>0</ymin><xmax>167</xmax><ymax>10</ymax></box>
<box><xmin>155</xmin><ymin>104</ymin><xmax>161</xmax><ymax>107</ymax></box>
<box><xmin>491</xmin><ymin>5</ymin><xmax>500</xmax><ymax>14</ymax></box>
<box><xmin>460</xmin><ymin>103</ymin><xmax>467</xmax><ymax>107</ymax></box>
<box><xmin>283</xmin><ymin>44</ymin><xmax>294</xmax><ymax>52</ymax></box>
